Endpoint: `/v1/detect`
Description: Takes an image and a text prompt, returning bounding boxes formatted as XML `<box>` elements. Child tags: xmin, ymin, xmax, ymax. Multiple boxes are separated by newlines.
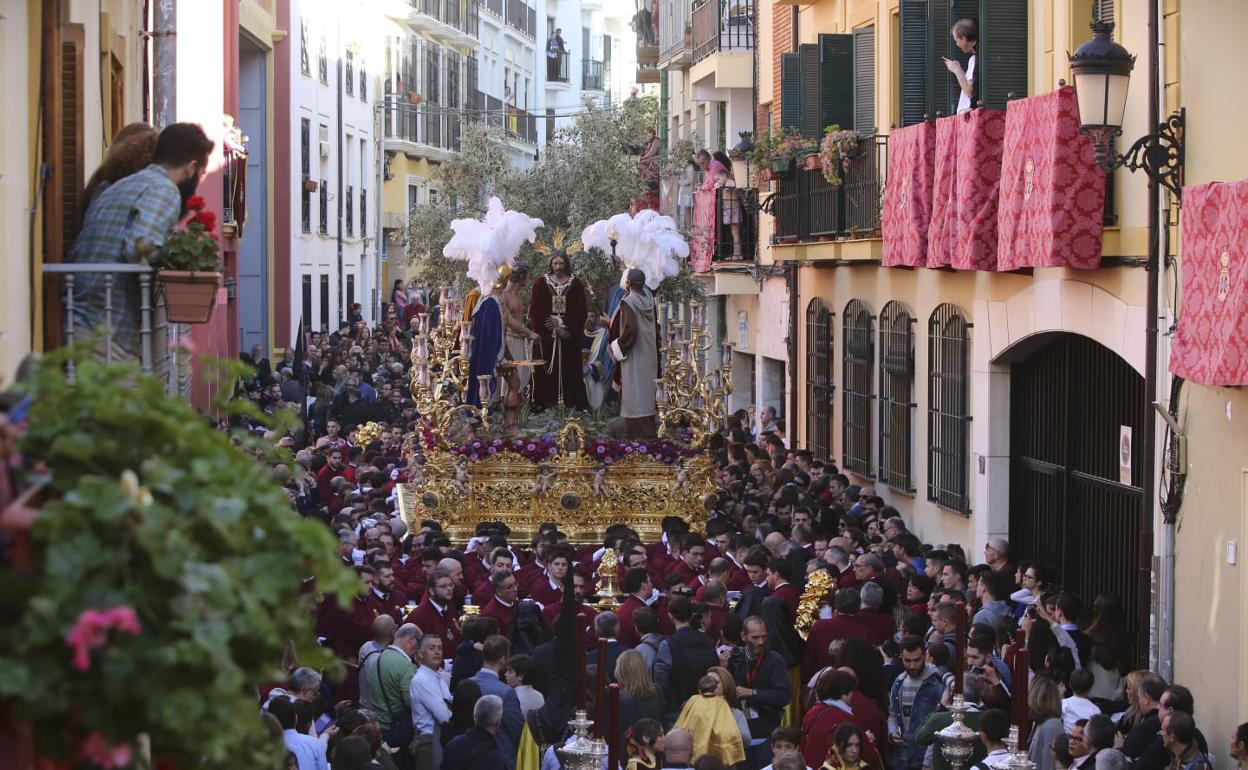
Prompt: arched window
<box><xmin>842</xmin><ymin>300</ymin><xmax>874</xmax><ymax>476</ymax></box>
<box><xmin>805</xmin><ymin>299</ymin><xmax>834</xmax><ymax>460</ymax></box>
<box><xmin>927</xmin><ymin>303</ymin><xmax>970</xmax><ymax>511</ymax></box>
<box><xmin>879</xmin><ymin>301</ymin><xmax>916</xmax><ymax>491</ymax></box>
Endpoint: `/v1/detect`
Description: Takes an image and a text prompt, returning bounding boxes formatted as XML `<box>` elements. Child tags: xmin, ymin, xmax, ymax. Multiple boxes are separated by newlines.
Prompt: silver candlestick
<box><xmin>556</xmin><ymin>710</ymin><xmax>609</xmax><ymax>770</ymax></box>
<box><xmin>937</xmin><ymin>695</ymin><xmax>980</xmax><ymax>770</ymax></box>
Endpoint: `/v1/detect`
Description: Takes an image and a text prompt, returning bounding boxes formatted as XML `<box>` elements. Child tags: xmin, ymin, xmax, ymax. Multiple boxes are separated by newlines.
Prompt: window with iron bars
<box><xmin>805</xmin><ymin>298</ymin><xmax>834</xmax><ymax>462</ymax></box>
<box><xmin>300</xmin><ymin>20</ymin><xmax>310</xmax><ymax>76</ymax></box>
<box><xmin>319</xmin><ymin>34</ymin><xmax>328</xmax><ymax>83</ymax></box>
<box><xmin>300</xmin><ymin>118</ymin><xmax>311</xmax><ymax>232</ymax></box>
<box><xmin>360</xmin><ymin>188</ymin><xmax>366</xmax><ymax>234</ymax></box>
<box><xmin>319</xmin><ymin>179</ymin><xmax>328</xmax><ymax>234</ymax></box>
<box><xmin>878</xmin><ymin>301</ymin><xmax>915</xmax><ymax>492</ymax></box>
<box><xmin>346</xmin><ymin>50</ymin><xmax>354</xmax><ymax>95</ymax></box>
<box><xmin>842</xmin><ymin>299</ymin><xmax>875</xmax><ymax>477</ymax></box>
<box><xmin>346</xmin><ymin>185</ymin><xmax>354</xmax><ymax>237</ymax></box>
<box><xmin>360</xmin><ymin>57</ymin><xmax>367</xmax><ymax>101</ymax></box>
<box><xmin>927</xmin><ymin>303</ymin><xmax>971</xmax><ymax>512</ymax></box>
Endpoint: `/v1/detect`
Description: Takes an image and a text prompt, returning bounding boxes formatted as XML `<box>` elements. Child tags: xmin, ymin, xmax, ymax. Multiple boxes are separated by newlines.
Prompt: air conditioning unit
<box><xmin>319</xmin><ymin>140</ymin><xmax>331</xmax><ymax>159</ymax></box>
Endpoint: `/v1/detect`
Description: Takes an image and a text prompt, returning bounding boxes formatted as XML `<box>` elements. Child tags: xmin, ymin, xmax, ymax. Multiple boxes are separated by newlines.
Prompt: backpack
<box><xmin>666</xmin><ymin>627</ymin><xmax>719</xmax><ymax>707</ymax></box>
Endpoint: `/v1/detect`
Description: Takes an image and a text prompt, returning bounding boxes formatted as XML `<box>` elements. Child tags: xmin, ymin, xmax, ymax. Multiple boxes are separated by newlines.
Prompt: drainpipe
<box><xmin>1145</xmin><ymin>0</ymin><xmax>1172</xmax><ymax>681</ymax></box>
<box><xmin>788</xmin><ymin>261</ymin><xmax>798</xmax><ymax>440</ymax></box>
<box><xmin>152</xmin><ymin>0</ymin><xmax>176</xmax><ymax>127</ymax></box>
<box><xmin>336</xmin><ymin>22</ymin><xmax>345</xmax><ymax>326</ymax></box>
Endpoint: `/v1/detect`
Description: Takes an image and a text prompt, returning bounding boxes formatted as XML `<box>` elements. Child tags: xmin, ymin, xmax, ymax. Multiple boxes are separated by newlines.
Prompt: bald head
<box><xmin>764</xmin><ymin>532</ymin><xmax>786</xmax><ymax>555</ymax></box>
<box><xmin>664</xmin><ymin>728</ymin><xmax>693</xmax><ymax>763</ymax></box>
<box><xmin>371</xmin><ymin>614</ymin><xmax>397</xmax><ymax>643</ymax></box>
<box><xmin>438</xmin><ymin>557</ymin><xmax>464</xmax><ymax>585</ymax></box>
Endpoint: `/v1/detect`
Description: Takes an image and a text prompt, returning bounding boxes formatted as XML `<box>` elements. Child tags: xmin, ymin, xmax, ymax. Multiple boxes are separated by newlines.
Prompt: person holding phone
<box><xmin>944</xmin><ymin>19</ymin><xmax>980</xmax><ymax>113</ymax></box>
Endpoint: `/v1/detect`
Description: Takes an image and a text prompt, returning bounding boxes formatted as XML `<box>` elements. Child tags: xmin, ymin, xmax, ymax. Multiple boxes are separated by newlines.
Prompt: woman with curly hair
<box><xmin>821</xmin><ymin>723</ymin><xmax>867</xmax><ymax>770</ymax></box>
<box><xmin>624</xmin><ymin>718</ymin><xmax>666</xmax><ymax>770</ymax></box>
<box><xmin>81</xmin><ymin>122</ymin><xmax>159</xmax><ymax>216</ymax></box>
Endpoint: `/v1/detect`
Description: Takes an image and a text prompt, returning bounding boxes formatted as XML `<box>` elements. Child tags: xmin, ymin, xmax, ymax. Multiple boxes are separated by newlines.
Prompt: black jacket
<box><xmin>442</xmin><ymin>728</ymin><xmax>505</xmax><ymax>770</ymax></box>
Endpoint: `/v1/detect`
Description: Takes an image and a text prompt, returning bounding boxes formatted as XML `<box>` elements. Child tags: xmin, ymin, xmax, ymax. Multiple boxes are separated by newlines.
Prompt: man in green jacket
<box><xmin>370</xmin><ymin>623</ymin><xmax>421</xmax><ymax>769</ymax></box>
<box><xmin>916</xmin><ymin>672</ymin><xmax>988</xmax><ymax>770</ymax></box>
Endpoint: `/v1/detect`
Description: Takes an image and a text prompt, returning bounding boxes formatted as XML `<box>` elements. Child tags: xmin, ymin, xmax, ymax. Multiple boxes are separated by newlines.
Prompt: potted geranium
<box><xmin>149</xmin><ymin>195</ymin><xmax>222</xmax><ymax>324</ymax></box>
<box><xmin>774</xmin><ymin>129</ymin><xmax>815</xmax><ymax>172</ymax></box>
<box><xmin>819</xmin><ymin>124</ymin><xmax>860</xmax><ymax>186</ymax></box>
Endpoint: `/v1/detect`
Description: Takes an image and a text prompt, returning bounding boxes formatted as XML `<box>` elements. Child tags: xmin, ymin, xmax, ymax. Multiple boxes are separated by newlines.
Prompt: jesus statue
<box><xmin>528</xmin><ymin>252</ymin><xmax>590</xmax><ymax>410</ymax></box>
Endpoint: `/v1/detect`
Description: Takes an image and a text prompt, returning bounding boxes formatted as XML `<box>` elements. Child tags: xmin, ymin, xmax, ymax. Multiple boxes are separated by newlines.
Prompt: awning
<box><xmin>881</xmin><ymin>121</ymin><xmax>936</xmax><ymax>268</ymax></box>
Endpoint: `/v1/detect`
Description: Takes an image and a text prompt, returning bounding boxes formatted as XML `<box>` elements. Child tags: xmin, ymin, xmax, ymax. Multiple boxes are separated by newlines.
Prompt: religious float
<box><xmin>394</xmin><ymin>203</ymin><xmax>735</xmax><ymax>543</ymax></box>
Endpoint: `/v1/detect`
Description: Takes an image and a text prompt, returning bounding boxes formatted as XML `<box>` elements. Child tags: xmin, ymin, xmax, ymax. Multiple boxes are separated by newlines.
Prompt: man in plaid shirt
<box><xmin>69</xmin><ymin>122</ymin><xmax>214</xmax><ymax>358</ymax></box>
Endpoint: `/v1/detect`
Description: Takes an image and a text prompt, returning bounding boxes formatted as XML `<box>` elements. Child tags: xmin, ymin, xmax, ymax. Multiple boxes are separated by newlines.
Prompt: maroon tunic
<box><xmin>528</xmin><ymin>274</ymin><xmax>590</xmax><ymax>410</ymax></box>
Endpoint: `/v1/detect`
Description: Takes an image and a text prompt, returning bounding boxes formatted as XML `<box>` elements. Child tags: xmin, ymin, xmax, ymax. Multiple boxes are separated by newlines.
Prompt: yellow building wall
<box><xmin>1170</xmin><ymin>0</ymin><xmax>1248</xmax><ymax>751</ymax></box>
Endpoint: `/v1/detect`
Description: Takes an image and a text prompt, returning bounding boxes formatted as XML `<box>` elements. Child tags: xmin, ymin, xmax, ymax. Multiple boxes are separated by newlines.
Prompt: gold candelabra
<box><xmin>408</xmin><ymin>294</ymin><xmax>492</xmax><ymax>447</ymax></box>
<box><xmin>655</xmin><ymin>301</ymin><xmax>734</xmax><ymax>447</ymax></box>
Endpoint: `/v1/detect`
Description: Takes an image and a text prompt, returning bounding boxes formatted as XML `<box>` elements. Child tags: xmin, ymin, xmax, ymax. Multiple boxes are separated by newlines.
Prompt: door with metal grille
<box><xmin>1009</xmin><ymin>333</ymin><xmax>1145</xmax><ymax>661</ymax></box>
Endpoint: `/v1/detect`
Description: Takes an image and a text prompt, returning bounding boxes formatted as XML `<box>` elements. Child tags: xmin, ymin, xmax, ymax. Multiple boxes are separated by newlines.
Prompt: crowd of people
<box><xmin>242</xmin><ymin>294</ymin><xmax>1247</xmax><ymax>770</ymax></box>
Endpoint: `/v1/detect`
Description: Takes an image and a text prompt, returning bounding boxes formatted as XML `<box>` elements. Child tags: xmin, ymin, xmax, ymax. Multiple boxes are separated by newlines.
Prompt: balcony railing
<box><xmin>383</xmin><ymin>102</ymin><xmax>464</xmax><ymax>153</ymax></box>
<box><xmin>547</xmin><ymin>50</ymin><xmax>570</xmax><ymax>83</ymax></box>
<box><xmin>770</xmin><ymin>133</ymin><xmax>887</xmax><ymax>243</ymax></box>
<box><xmin>582</xmin><ymin>59</ymin><xmax>604</xmax><ymax>91</ymax></box>
<box><xmin>507</xmin><ymin>107</ymin><xmax>538</xmax><ymax>145</ymax></box>
<box><xmin>411</xmin><ymin>0</ymin><xmax>481</xmax><ymax>37</ymax></box>
<box><xmin>42</xmin><ymin>263</ymin><xmax>192</xmax><ymax>395</ymax></box>
<box><xmin>505</xmin><ymin>0</ymin><xmax>535</xmax><ymax>38</ymax></box>
<box><xmin>713</xmin><ymin>187</ymin><xmax>758</xmax><ymax>262</ymax></box>
<box><xmin>692</xmin><ymin>0</ymin><xmax>754</xmax><ymax>64</ymax></box>
<box><xmin>659</xmin><ymin>0</ymin><xmax>693</xmax><ymax>65</ymax></box>
<box><xmin>484</xmin><ymin>0</ymin><xmax>502</xmax><ymax>18</ymax></box>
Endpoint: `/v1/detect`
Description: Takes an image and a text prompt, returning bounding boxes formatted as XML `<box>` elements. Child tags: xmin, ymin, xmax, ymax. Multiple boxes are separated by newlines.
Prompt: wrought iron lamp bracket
<box><xmin>1089</xmin><ymin>108</ymin><xmax>1185</xmax><ymax>203</ymax></box>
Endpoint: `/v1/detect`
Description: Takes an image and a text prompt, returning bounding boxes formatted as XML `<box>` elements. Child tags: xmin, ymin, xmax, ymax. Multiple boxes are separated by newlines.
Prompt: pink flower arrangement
<box><xmin>79</xmin><ymin>732</ymin><xmax>133</xmax><ymax>769</ymax></box>
<box><xmin>65</xmin><ymin>606</ymin><xmax>142</xmax><ymax>672</ymax></box>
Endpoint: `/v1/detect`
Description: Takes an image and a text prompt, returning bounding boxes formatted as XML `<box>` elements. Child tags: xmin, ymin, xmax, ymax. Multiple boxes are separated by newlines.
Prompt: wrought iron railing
<box><xmin>712</xmin><ymin>186</ymin><xmax>758</xmax><ymax>261</ymax></box>
<box><xmin>692</xmin><ymin>0</ymin><xmax>754</xmax><ymax>64</ymax></box>
<box><xmin>769</xmin><ymin>133</ymin><xmax>887</xmax><ymax>243</ymax></box>
<box><xmin>582</xmin><ymin>59</ymin><xmax>604</xmax><ymax>91</ymax></box>
<box><xmin>844</xmin><ymin>133</ymin><xmax>887</xmax><ymax>235</ymax></box>
<box><xmin>547</xmin><ymin>50</ymin><xmax>571</xmax><ymax>83</ymax></box>
<box><xmin>505</xmin><ymin>0</ymin><xmax>535</xmax><ymax>38</ymax></box>
<box><xmin>412</xmin><ymin>0</ymin><xmax>481</xmax><ymax>37</ymax></box>
<box><xmin>659</xmin><ymin>0</ymin><xmax>693</xmax><ymax>63</ymax></box>
<box><xmin>42</xmin><ymin>263</ymin><xmax>192</xmax><ymax>395</ymax></box>
<box><xmin>484</xmin><ymin>0</ymin><xmax>502</xmax><ymax>17</ymax></box>
<box><xmin>383</xmin><ymin>102</ymin><xmax>465</xmax><ymax>153</ymax></box>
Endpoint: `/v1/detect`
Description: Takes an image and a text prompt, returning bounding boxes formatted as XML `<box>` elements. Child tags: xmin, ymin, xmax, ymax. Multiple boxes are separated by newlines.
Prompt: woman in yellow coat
<box><xmin>675</xmin><ymin>676</ymin><xmax>747</xmax><ymax>766</ymax></box>
<box><xmin>821</xmin><ymin>723</ymin><xmax>868</xmax><ymax>770</ymax></box>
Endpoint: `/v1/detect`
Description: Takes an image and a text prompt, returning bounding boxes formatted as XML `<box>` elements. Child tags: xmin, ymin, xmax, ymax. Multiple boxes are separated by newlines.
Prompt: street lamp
<box><xmin>1068</xmin><ymin>21</ymin><xmax>1184</xmax><ymax>200</ymax></box>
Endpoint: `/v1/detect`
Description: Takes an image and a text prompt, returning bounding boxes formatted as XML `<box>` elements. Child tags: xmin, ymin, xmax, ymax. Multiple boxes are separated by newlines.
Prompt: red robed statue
<box><xmin>528</xmin><ymin>253</ymin><xmax>590</xmax><ymax>410</ymax></box>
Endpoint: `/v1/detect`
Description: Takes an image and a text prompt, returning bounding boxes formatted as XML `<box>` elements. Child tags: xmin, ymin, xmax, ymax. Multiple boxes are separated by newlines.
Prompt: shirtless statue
<box><xmin>501</xmin><ymin>265</ymin><xmax>540</xmax><ymax>420</ymax></box>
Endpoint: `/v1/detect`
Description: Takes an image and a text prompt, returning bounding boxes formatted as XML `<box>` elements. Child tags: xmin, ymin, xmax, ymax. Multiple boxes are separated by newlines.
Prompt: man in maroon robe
<box><xmin>528</xmin><ymin>254</ymin><xmax>590</xmax><ymax>410</ymax></box>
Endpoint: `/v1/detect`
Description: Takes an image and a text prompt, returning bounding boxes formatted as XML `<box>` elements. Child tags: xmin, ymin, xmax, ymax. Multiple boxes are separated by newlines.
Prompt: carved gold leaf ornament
<box><xmin>795</xmin><ymin>569</ymin><xmax>837</xmax><ymax>641</ymax></box>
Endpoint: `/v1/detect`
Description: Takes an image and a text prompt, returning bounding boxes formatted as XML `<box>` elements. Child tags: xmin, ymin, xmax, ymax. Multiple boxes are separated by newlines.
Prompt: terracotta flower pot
<box><xmin>759</xmin><ymin>167</ymin><xmax>775</xmax><ymax>182</ymax></box>
<box><xmin>158</xmin><ymin>270</ymin><xmax>220</xmax><ymax>324</ymax></box>
<box><xmin>804</xmin><ymin>154</ymin><xmax>823</xmax><ymax>171</ymax></box>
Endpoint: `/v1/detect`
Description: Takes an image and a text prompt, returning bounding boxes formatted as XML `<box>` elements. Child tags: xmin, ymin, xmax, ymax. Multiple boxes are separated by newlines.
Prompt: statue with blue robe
<box><xmin>467</xmin><ymin>291</ymin><xmax>504</xmax><ymax>409</ymax></box>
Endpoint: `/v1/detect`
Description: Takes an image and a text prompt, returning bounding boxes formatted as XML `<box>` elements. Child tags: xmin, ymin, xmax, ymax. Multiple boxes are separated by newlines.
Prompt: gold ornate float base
<box><xmin>397</xmin><ymin>448</ymin><xmax>716</xmax><ymax>544</ymax></box>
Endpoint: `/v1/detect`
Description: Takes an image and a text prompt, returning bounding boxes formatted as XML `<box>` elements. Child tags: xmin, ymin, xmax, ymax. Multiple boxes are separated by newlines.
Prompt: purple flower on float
<box><xmin>604</xmin><ymin>456</ymin><xmax>613</xmax><ymax>464</ymax></box>
<box><xmin>487</xmin><ymin>447</ymin><xmax>497</xmax><ymax>455</ymax></box>
<box><xmin>548</xmin><ymin>447</ymin><xmax>558</xmax><ymax>456</ymax></box>
<box><xmin>639</xmin><ymin>446</ymin><xmax>649</xmax><ymax>454</ymax></box>
<box><xmin>527</xmin><ymin>443</ymin><xmax>537</xmax><ymax>451</ymax></box>
<box><xmin>596</xmin><ymin>446</ymin><xmax>605</xmax><ymax>454</ymax></box>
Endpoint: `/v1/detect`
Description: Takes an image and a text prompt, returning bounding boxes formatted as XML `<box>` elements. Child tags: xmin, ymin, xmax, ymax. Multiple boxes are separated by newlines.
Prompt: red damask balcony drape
<box><xmin>690</xmin><ymin>189</ymin><xmax>716</xmax><ymax>272</ymax></box>
<box><xmin>926</xmin><ymin>109</ymin><xmax>1005</xmax><ymax>271</ymax></box>
<box><xmin>997</xmin><ymin>86</ymin><xmax>1105</xmax><ymax>271</ymax></box>
<box><xmin>1170</xmin><ymin>178</ymin><xmax>1248</xmax><ymax>386</ymax></box>
<box><xmin>881</xmin><ymin>121</ymin><xmax>936</xmax><ymax>268</ymax></box>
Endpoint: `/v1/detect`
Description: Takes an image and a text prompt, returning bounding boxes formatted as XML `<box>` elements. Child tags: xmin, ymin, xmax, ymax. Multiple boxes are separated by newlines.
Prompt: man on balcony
<box><xmin>546</xmin><ymin>29</ymin><xmax>566</xmax><ymax>80</ymax></box>
<box><xmin>68</xmin><ymin>122</ymin><xmax>214</xmax><ymax>363</ymax></box>
<box><xmin>943</xmin><ymin>18</ymin><xmax>979</xmax><ymax>114</ymax></box>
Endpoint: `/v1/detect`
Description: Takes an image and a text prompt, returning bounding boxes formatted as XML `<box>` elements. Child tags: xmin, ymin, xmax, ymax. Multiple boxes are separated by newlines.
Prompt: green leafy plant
<box><xmin>745</xmin><ymin>129</ymin><xmax>778</xmax><ymax>174</ymax></box>
<box><xmin>147</xmin><ymin>195</ymin><xmax>223</xmax><ymax>272</ymax></box>
<box><xmin>0</xmin><ymin>350</ymin><xmax>359</xmax><ymax>768</ymax></box>
<box><xmin>819</xmin><ymin>125</ymin><xmax>860</xmax><ymax>186</ymax></box>
<box><xmin>774</xmin><ymin>129</ymin><xmax>816</xmax><ymax>164</ymax></box>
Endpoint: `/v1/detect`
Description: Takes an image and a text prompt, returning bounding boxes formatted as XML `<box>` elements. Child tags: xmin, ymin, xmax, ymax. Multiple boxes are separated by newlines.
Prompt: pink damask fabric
<box><xmin>927</xmin><ymin>110</ymin><xmax>1006</xmax><ymax>270</ymax></box>
<box><xmin>1170</xmin><ymin>179</ymin><xmax>1248</xmax><ymax>386</ymax></box>
<box><xmin>997</xmin><ymin>86</ymin><xmax>1106</xmax><ymax>271</ymax></box>
<box><xmin>882</xmin><ymin>122</ymin><xmax>936</xmax><ymax>267</ymax></box>
<box><xmin>690</xmin><ymin>189</ymin><xmax>716</xmax><ymax>272</ymax></box>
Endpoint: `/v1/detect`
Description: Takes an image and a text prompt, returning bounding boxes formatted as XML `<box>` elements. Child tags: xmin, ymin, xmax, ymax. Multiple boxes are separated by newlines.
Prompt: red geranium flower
<box><xmin>193</xmin><ymin>209</ymin><xmax>217</xmax><ymax>231</ymax></box>
<box><xmin>186</xmin><ymin>195</ymin><xmax>206</xmax><ymax>212</ymax></box>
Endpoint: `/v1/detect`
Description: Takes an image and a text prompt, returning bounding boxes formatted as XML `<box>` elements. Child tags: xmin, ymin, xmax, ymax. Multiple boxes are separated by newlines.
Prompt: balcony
<box><xmin>546</xmin><ymin>50</ymin><xmax>571</xmax><ymax>85</ymax></box>
<box><xmin>582</xmin><ymin>59</ymin><xmax>604</xmax><ymax>92</ymax></box>
<box><xmin>658</xmin><ymin>0</ymin><xmax>693</xmax><ymax>68</ymax></box>
<box><xmin>42</xmin><ymin>263</ymin><xmax>192</xmax><ymax>395</ymax></box>
<box><xmin>692</xmin><ymin>0</ymin><xmax>754</xmax><ymax>64</ymax></box>
<box><xmin>405</xmin><ymin>0</ymin><xmax>481</xmax><ymax>46</ymax></box>
<box><xmin>383</xmin><ymin>101</ymin><xmax>464</xmax><ymax>159</ymax></box>
<box><xmin>769</xmin><ymin>133</ymin><xmax>887</xmax><ymax>244</ymax></box>
<box><xmin>504</xmin><ymin>0</ymin><xmax>536</xmax><ymax>39</ymax></box>
<box><xmin>636</xmin><ymin>63</ymin><xmax>659</xmax><ymax>84</ymax></box>
<box><xmin>483</xmin><ymin>0</ymin><xmax>502</xmax><ymax>18</ymax></box>
<box><xmin>503</xmin><ymin>105</ymin><xmax>538</xmax><ymax>145</ymax></box>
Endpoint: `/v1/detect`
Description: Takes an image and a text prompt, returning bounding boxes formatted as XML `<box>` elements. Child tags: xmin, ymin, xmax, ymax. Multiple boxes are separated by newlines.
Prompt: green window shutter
<box><xmin>853</xmin><ymin>26</ymin><xmax>876</xmax><ymax>133</ymax></box>
<box><xmin>979</xmin><ymin>0</ymin><xmax>1028</xmax><ymax>109</ymax></box>
<box><xmin>800</xmin><ymin>43</ymin><xmax>822</xmax><ymax>139</ymax></box>
<box><xmin>818</xmin><ymin>33</ymin><xmax>854</xmax><ymax>133</ymax></box>
<box><xmin>781</xmin><ymin>52</ymin><xmax>803</xmax><ymax>133</ymax></box>
<box><xmin>899</xmin><ymin>0</ymin><xmax>928</xmax><ymax>126</ymax></box>
<box><xmin>925</xmin><ymin>0</ymin><xmax>951</xmax><ymax>118</ymax></box>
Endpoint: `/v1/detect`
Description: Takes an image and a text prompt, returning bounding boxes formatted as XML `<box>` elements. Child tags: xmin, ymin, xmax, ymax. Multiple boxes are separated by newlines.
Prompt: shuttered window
<box><xmin>897</xmin><ymin>0</ymin><xmax>1027</xmax><ymax>125</ymax></box>
<box><xmin>853</xmin><ymin>26</ymin><xmax>876</xmax><ymax>133</ymax></box>
<box><xmin>800</xmin><ymin>44</ymin><xmax>821</xmax><ymax>139</ymax></box>
<box><xmin>806</xmin><ymin>299</ymin><xmax>834</xmax><ymax>461</ymax></box>
<box><xmin>928</xmin><ymin>303</ymin><xmax>971</xmax><ymax>512</ymax></box>
<box><xmin>878</xmin><ymin>301</ymin><xmax>915</xmax><ymax>491</ymax></box>
<box><xmin>58</xmin><ymin>25</ymin><xmax>86</xmax><ymax>248</ymax></box>
<box><xmin>819</xmin><ymin>33</ymin><xmax>854</xmax><ymax>132</ymax></box>
<box><xmin>780</xmin><ymin>52</ymin><xmax>802</xmax><ymax>133</ymax></box>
